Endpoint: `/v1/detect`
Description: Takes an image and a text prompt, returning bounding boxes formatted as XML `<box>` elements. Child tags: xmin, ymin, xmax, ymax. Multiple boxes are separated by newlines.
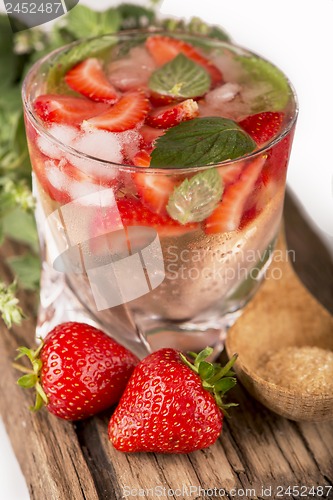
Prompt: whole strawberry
<box><xmin>15</xmin><ymin>322</ymin><xmax>139</xmax><ymax>421</ymax></box>
<box><xmin>108</xmin><ymin>347</ymin><xmax>237</xmax><ymax>453</ymax></box>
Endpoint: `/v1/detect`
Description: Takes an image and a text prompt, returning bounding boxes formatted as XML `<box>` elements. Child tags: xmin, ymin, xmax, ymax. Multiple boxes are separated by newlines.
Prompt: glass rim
<box><xmin>22</xmin><ymin>29</ymin><xmax>299</xmax><ymax>176</ymax></box>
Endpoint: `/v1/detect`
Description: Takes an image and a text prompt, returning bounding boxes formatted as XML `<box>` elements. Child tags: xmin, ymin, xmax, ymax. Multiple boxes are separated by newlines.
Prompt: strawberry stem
<box><xmin>14</xmin><ymin>339</ymin><xmax>49</xmax><ymax>411</ymax></box>
<box><xmin>180</xmin><ymin>349</ymin><xmax>238</xmax><ymax>415</ymax></box>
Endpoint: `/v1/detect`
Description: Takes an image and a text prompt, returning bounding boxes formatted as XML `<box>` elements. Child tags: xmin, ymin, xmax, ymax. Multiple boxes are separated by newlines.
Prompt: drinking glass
<box><xmin>22</xmin><ymin>31</ymin><xmax>297</xmax><ymax>358</ymax></box>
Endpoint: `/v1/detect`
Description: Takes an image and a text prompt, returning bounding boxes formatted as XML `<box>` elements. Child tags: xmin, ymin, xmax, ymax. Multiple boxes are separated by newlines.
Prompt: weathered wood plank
<box><xmin>0</xmin><ymin>191</ymin><xmax>332</xmax><ymax>500</ymax></box>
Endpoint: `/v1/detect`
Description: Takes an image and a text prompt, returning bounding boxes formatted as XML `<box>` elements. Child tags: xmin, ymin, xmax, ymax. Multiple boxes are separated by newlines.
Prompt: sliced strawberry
<box><xmin>218</xmin><ymin>161</ymin><xmax>246</xmax><ymax>187</ymax></box>
<box><xmin>132</xmin><ymin>150</ymin><xmax>151</xmax><ymax>167</ymax></box>
<box><xmin>119</xmin><ymin>197</ymin><xmax>198</xmax><ymax>237</ymax></box>
<box><xmin>85</xmin><ymin>91</ymin><xmax>149</xmax><ymax>132</ymax></box>
<box><xmin>65</xmin><ymin>58</ymin><xmax>119</xmax><ymax>103</ymax></box>
<box><xmin>146</xmin><ymin>99</ymin><xmax>199</xmax><ymax>129</ymax></box>
<box><xmin>149</xmin><ymin>91</ymin><xmax>178</xmax><ymax>107</ymax></box>
<box><xmin>238</xmin><ymin>112</ymin><xmax>284</xmax><ymax>146</ymax></box>
<box><xmin>33</xmin><ymin>155</ymin><xmax>72</xmax><ymax>204</ymax></box>
<box><xmin>146</xmin><ymin>35</ymin><xmax>223</xmax><ymax>86</ymax></box>
<box><xmin>133</xmin><ymin>171</ymin><xmax>176</xmax><ymax>214</ymax></box>
<box><xmin>139</xmin><ymin>125</ymin><xmax>165</xmax><ymax>147</ymax></box>
<box><xmin>205</xmin><ymin>155</ymin><xmax>266</xmax><ymax>234</ymax></box>
<box><xmin>32</xmin><ymin>146</ymin><xmax>118</xmax><ymax>205</ymax></box>
<box><xmin>34</xmin><ymin>95</ymin><xmax>108</xmax><ymax>126</ymax></box>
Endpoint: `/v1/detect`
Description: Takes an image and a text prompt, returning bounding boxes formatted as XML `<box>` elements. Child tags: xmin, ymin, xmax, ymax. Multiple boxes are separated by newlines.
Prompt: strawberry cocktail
<box><xmin>22</xmin><ymin>31</ymin><xmax>297</xmax><ymax>357</ymax></box>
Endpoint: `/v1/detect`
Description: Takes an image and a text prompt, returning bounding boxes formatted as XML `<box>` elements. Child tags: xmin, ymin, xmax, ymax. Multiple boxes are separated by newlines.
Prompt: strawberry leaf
<box><xmin>17</xmin><ymin>373</ymin><xmax>37</xmax><ymax>389</ymax></box>
<box><xmin>180</xmin><ymin>349</ymin><xmax>238</xmax><ymax>415</ymax></box>
<box><xmin>199</xmin><ymin>361</ymin><xmax>215</xmax><ymax>380</ymax></box>
<box><xmin>214</xmin><ymin>377</ymin><xmax>237</xmax><ymax>393</ymax></box>
<box><xmin>149</xmin><ymin>53</ymin><xmax>211</xmax><ymax>98</ymax></box>
<box><xmin>167</xmin><ymin>168</ymin><xmax>223</xmax><ymax>224</ymax></box>
<box><xmin>150</xmin><ymin>117</ymin><xmax>257</xmax><ymax>168</ymax></box>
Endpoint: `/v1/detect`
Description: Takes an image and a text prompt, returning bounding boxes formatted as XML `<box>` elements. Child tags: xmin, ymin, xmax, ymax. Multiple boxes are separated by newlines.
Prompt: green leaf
<box><xmin>0</xmin><ymin>280</ymin><xmax>25</xmax><ymax>328</ymax></box>
<box><xmin>198</xmin><ymin>361</ymin><xmax>215</xmax><ymax>380</ymax></box>
<box><xmin>64</xmin><ymin>5</ymin><xmax>121</xmax><ymax>39</ymax></box>
<box><xmin>17</xmin><ymin>373</ymin><xmax>37</xmax><ymax>389</ymax></box>
<box><xmin>167</xmin><ymin>168</ymin><xmax>223</xmax><ymax>224</ymax></box>
<box><xmin>3</xmin><ymin>209</ymin><xmax>38</xmax><ymax>252</ymax></box>
<box><xmin>193</xmin><ymin>347</ymin><xmax>213</xmax><ymax>367</ymax></box>
<box><xmin>237</xmin><ymin>55</ymin><xmax>290</xmax><ymax>112</ymax></box>
<box><xmin>7</xmin><ymin>254</ymin><xmax>40</xmax><ymax>291</ymax></box>
<box><xmin>0</xmin><ymin>86</ymin><xmax>22</xmax><ymax>113</ymax></box>
<box><xmin>16</xmin><ymin>346</ymin><xmax>36</xmax><ymax>362</ymax></box>
<box><xmin>0</xmin><ymin>15</ymin><xmax>17</xmax><ymax>90</ymax></box>
<box><xmin>117</xmin><ymin>3</ymin><xmax>156</xmax><ymax>29</ymax></box>
<box><xmin>208</xmin><ymin>25</ymin><xmax>231</xmax><ymax>42</ymax></box>
<box><xmin>160</xmin><ymin>17</ymin><xmax>231</xmax><ymax>43</ymax></box>
<box><xmin>151</xmin><ymin>117</ymin><xmax>257</xmax><ymax>168</ymax></box>
<box><xmin>47</xmin><ymin>36</ymin><xmax>117</xmax><ymax>92</ymax></box>
<box><xmin>149</xmin><ymin>53</ymin><xmax>211</xmax><ymax>98</ymax></box>
<box><xmin>214</xmin><ymin>377</ymin><xmax>237</xmax><ymax>393</ymax></box>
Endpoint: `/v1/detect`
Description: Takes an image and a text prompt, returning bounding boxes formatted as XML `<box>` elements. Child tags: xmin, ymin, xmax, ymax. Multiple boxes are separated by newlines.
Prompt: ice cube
<box><xmin>37</xmin><ymin>125</ymin><xmax>78</xmax><ymax>160</ymax></box>
<box><xmin>108</xmin><ymin>46</ymin><xmax>155</xmax><ymax>91</ymax></box>
<box><xmin>115</xmin><ymin>129</ymin><xmax>142</xmax><ymax>162</ymax></box>
<box><xmin>205</xmin><ymin>83</ymin><xmax>241</xmax><ymax>105</ymax></box>
<box><xmin>69</xmin><ymin>180</ymin><xmax>116</xmax><ymax>207</ymax></box>
<box><xmin>212</xmin><ymin>51</ymin><xmax>244</xmax><ymax>82</ymax></box>
<box><xmin>68</xmin><ymin>130</ymin><xmax>122</xmax><ymax>181</ymax></box>
<box><xmin>51</xmin><ymin>124</ymin><xmax>78</xmax><ymax>145</ymax></box>
<box><xmin>44</xmin><ymin>159</ymin><xmax>67</xmax><ymax>190</ymax></box>
<box><xmin>199</xmin><ymin>93</ymin><xmax>249</xmax><ymax>121</ymax></box>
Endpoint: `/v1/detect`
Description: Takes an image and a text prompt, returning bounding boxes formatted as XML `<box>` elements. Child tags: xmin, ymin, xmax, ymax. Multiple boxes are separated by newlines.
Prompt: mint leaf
<box><xmin>149</xmin><ymin>53</ymin><xmax>211</xmax><ymax>98</ymax></box>
<box><xmin>47</xmin><ymin>36</ymin><xmax>116</xmax><ymax>92</ymax></box>
<box><xmin>237</xmin><ymin>56</ymin><xmax>290</xmax><ymax>112</ymax></box>
<box><xmin>150</xmin><ymin>117</ymin><xmax>257</xmax><ymax>168</ymax></box>
<box><xmin>167</xmin><ymin>168</ymin><xmax>223</xmax><ymax>224</ymax></box>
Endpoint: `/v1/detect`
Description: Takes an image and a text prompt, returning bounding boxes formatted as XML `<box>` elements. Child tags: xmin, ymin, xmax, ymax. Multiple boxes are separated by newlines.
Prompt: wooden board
<box><xmin>1</xmin><ymin>192</ymin><xmax>332</xmax><ymax>500</ymax></box>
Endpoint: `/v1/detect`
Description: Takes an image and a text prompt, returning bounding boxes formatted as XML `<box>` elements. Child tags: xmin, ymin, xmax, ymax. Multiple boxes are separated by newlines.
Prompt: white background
<box><xmin>1</xmin><ymin>0</ymin><xmax>332</xmax><ymax>498</ymax></box>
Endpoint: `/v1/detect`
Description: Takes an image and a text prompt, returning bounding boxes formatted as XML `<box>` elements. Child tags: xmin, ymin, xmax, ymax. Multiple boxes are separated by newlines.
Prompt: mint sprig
<box><xmin>149</xmin><ymin>53</ymin><xmax>211</xmax><ymax>98</ymax></box>
<box><xmin>167</xmin><ymin>168</ymin><xmax>223</xmax><ymax>224</ymax></box>
<box><xmin>150</xmin><ymin>117</ymin><xmax>257</xmax><ymax>168</ymax></box>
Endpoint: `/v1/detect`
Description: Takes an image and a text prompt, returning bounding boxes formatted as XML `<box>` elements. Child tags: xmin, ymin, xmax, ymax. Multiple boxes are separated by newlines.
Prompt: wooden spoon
<box><xmin>225</xmin><ymin>229</ymin><xmax>333</xmax><ymax>422</ymax></box>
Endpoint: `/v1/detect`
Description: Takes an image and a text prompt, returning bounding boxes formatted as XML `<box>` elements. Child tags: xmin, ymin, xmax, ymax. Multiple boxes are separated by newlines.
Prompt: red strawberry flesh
<box><xmin>205</xmin><ymin>155</ymin><xmax>266</xmax><ymax>234</ymax></box>
<box><xmin>146</xmin><ymin>35</ymin><xmax>223</xmax><ymax>86</ymax></box>
<box><xmin>145</xmin><ymin>99</ymin><xmax>199</xmax><ymax>129</ymax></box>
<box><xmin>85</xmin><ymin>90</ymin><xmax>149</xmax><ymax>132</ymax></box>
<box><xmin>65</xmin><ymin>57</ymin><xmax>119</xmax><ymax>103</ymax></box>
<box><xmin>34</xmin><ymin>94</ymin><xmax>108</xmax><ymax>126</ymax></box>
<box><xmin>239</xmin><ymin>112</ymin><xmax>284</xmax><ymax>146</ymax></box>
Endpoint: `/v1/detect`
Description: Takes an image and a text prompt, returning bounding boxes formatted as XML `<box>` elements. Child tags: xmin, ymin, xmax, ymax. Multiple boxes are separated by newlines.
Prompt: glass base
<box><xmin>36</xmin><ymin>262</ymin><xmax>151</xmax><ymax>359</ymax></box>
<box><xmin>36</xmin><ymin>261</ymin><xmax>244</xmax><ymax>359</ymax></box>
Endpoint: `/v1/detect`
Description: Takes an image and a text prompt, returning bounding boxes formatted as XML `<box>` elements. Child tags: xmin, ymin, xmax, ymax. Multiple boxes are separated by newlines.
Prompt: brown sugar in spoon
<box><xmin>225</xmin><ymin>224</ymin><xmax>333</xmax><ymax>422</ymax></box>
